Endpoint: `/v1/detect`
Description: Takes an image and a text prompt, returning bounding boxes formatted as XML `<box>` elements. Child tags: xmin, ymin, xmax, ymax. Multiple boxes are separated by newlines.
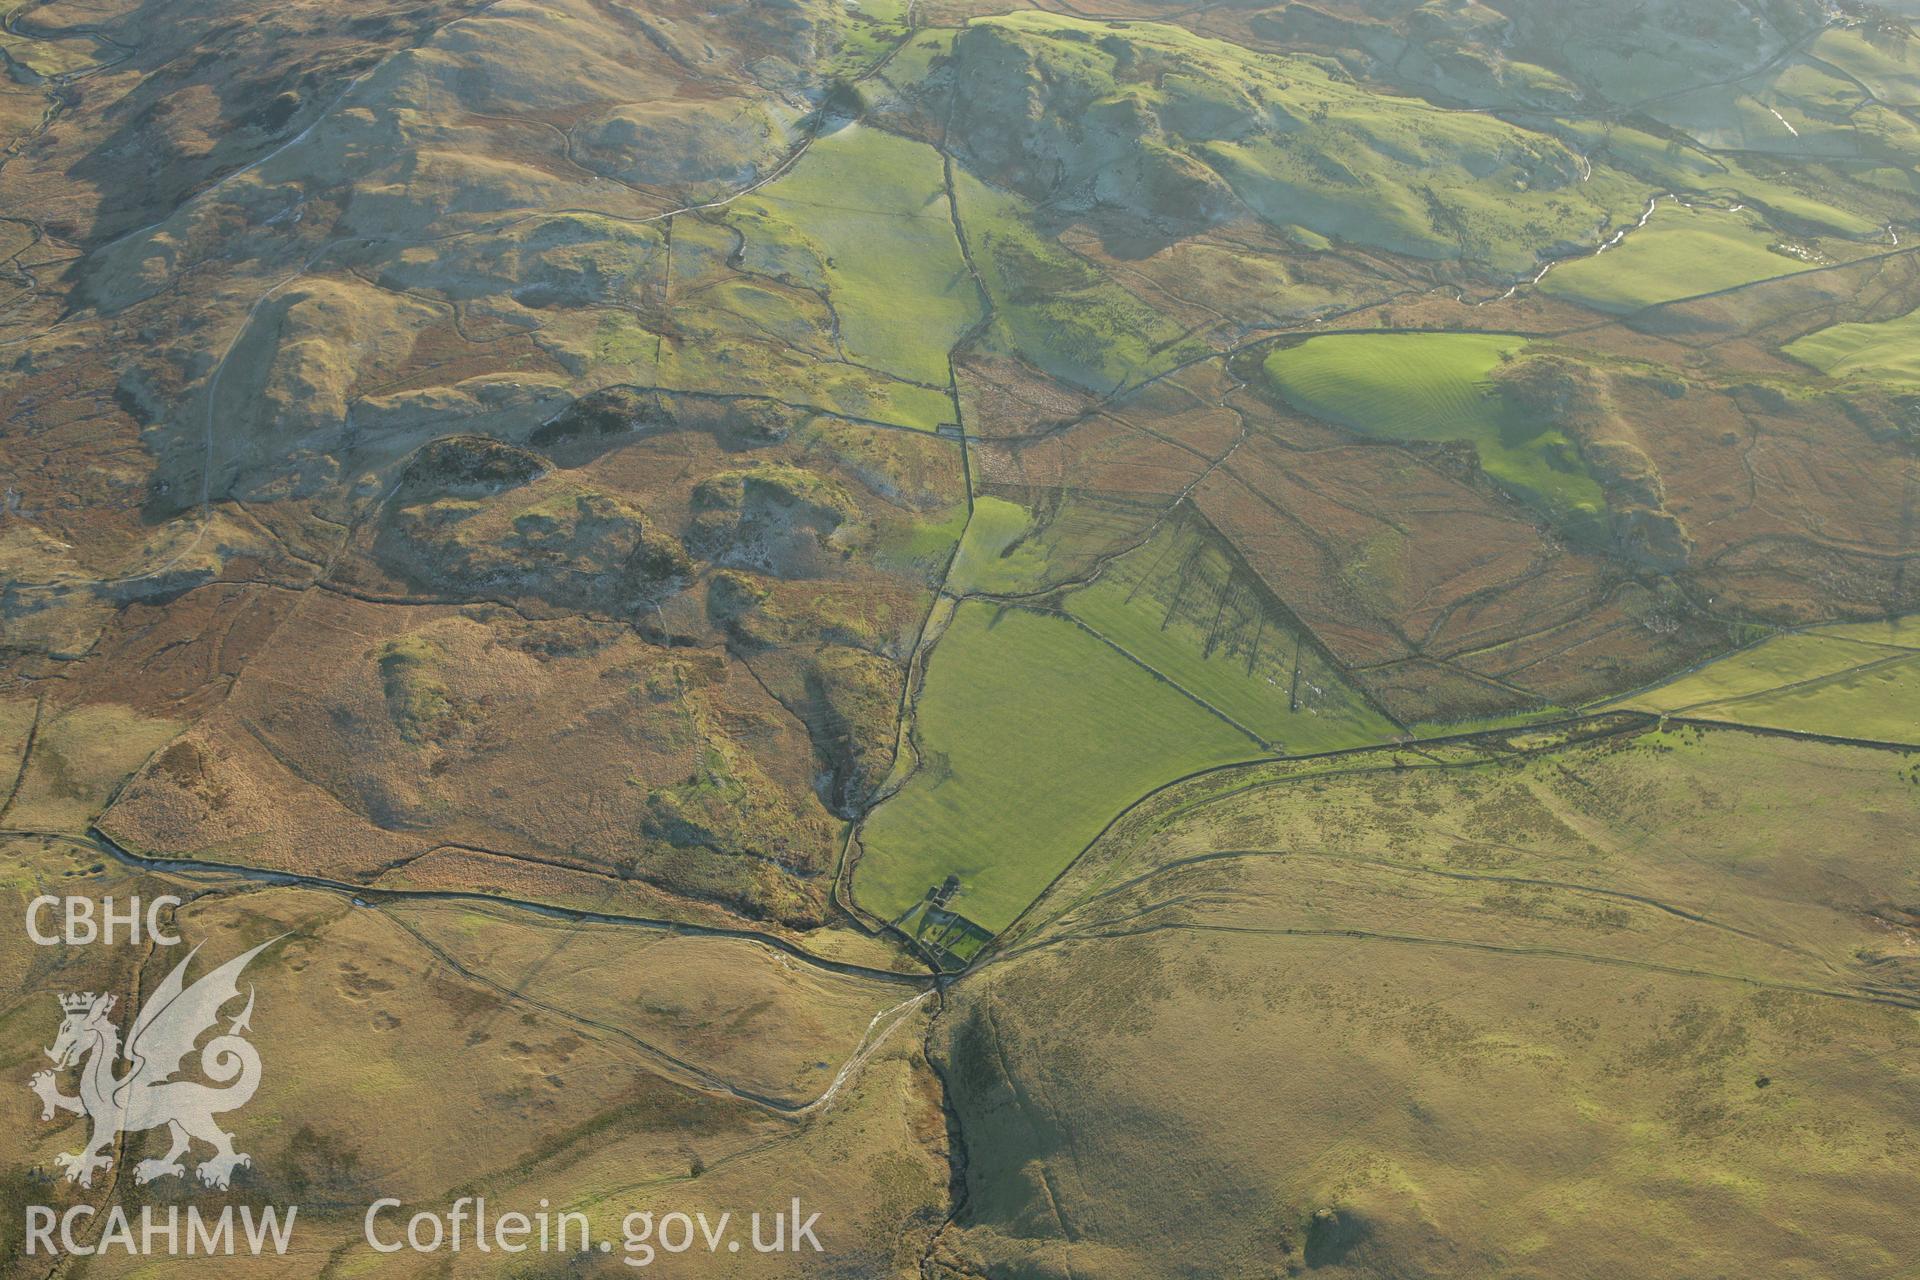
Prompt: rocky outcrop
<box><xmin>395</xmin><ymin>435</ymin><xmax>548</xmax><ymax>500</ymax></box>
<box><xmin>688</xmin><ymin>464</ymin><xmax>862</xmax><ymax>577</ymax></box>
<box><xmin>1494</xmin><ymin>355</ymin><xmax>1694</xmax><ymax>571</ymax></box>
<box><xmin>380</xmin><ymin>444</ymin><xmax>692</xmax><ymax>613</ymax></box>
<box><xmin>803</xmin><ymin>644</ymin><xmax>901</xmax><ymax>813</ymax></box>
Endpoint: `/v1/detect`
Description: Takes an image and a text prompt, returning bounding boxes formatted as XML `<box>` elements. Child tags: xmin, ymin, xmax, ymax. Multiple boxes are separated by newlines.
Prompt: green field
<box><xmin>854</xmin><ymin>602</ymin><xmax>1265</xmax><ymax>932</ymax></box>
<box><xmin>1785</xmin><ymin>303</ymin><xmax>1920</xmax><ymax>387</ymax></box>
<box><xmin>1610</xmin><ymin>626</ymin><xmax>1920</xmax><ymax>744</ymax></box>
<box><xmin>1708</xmin><ymin>660</ymin><xmax>1920</xmax><ymax>743</ymax></box>
<box><xmin>732</xmin><ymin>124</ymin><xmax>981</xmax><ymax>388</ymax></box>
<box><xmin>842</xmin><ymin>0</ymin><xmax>910</xmax><ymax>22</ymax></box>
<box><xmin>946</xmin><ymin>495</ymin><xmax>1052</xmax><ymax>594</ymax></box>
<box><xmin>875</xmin><ymin>499</ymin><xmax>970</xmax><ymax>575</ymax></box>
<box><xmin>1061</xmin><ymin>517</ymin><xmax>1397</xmax><ymax>749</ymax></box>
<box><xmin>945</xmin><ymin>492</ymin><xmax>1170</xmax><ymax>597</ymax></box>
<box><xmin>1613</xmin><ymin>632</ymin><xmax>1894</xmax><ymax>709</ymax></box>
<box><xmin>1810</xmin><ymin>614</ymin><xmax>1920</xmax><ymax>649</ymax></box>
<box><xmin>1262</xmin><ymin>332</ymin><xmax>1606</xmax><ymax>527</ymax></box>
<box><xmin>1539</xmin><ymin>204</ymin><xmax>1818</xmax><ymax>312</ymax></box>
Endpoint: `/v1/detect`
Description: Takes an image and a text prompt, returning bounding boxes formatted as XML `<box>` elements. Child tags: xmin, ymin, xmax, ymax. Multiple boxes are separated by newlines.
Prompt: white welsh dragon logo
<box><xmin>29</xmin><ymin>938</ymin><xmax>279</xmax><ymax>1191</ymax></box>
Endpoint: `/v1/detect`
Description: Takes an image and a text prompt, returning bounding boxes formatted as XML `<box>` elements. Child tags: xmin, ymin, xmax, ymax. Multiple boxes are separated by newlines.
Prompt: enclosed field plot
<box><xmin>1539</xmin><ymin>203</ymin><xmax>1825</xmax><ymax>313</ymax></box>
<box><xmin>1060</xmin><ymin>512</ymin><xmax>1397</xmax><ymax>751</ymax></box>
<box><xmin>1785</xmin><ymin>301</ymin><xmax>1920</xmax><ymax>388</ymax></box>
<box><xmin>945</xmin><ymin>489</ymin><xmax>1169</xmax><ymax>596</ymax></box>
<box><xmin>731</xmin><ymin>124</ymin><xmax>981</xmax><ymax>391</ymax></box>
<box><xmin>1810</xmin><ymin>615</ymin><xmax>1920</xmax><ymax>649</ymax></box>
<box><xmin>1710</xmin><ymin>660</ymin><xmax>1920</xmax><ymax>743</ymax></box>
<box><xmin>853</xmin><ymin>602</ymin><xmax>1266</xmax><ymax>933</ymax></box>
<box><xmin>1189</xmin><ymin>429</ymin><xmax>1607</xmax><ymax>678</ymax></box>
<box><xmin>945</xmin><ymin>495</ymin><xmax>1052</xmax><ymax>595</ymax></box>
<box><xmin>894</xmin><ymin>898</ymin><xmax>996</xmax><ymax>971</ymax></box>
<box><xmin>1261</xmin><ymin>332</ymin><xmax>1605</xmax><ymax>531</ymax></box>
<box><xmin>1608</xmin><ymin>622</ymin><xmax>1920</xmax><ymax>745</ymax></box>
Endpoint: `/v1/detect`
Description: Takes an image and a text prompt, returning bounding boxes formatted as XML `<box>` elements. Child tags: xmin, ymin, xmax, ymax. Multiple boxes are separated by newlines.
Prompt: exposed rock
<box><xmin>1582</xmin><ymin>438</ymin><xmax>1665</xmax><ymax>511</ymax></box>
<box><xmin>688</xmin><ymin>464</ymin><xmax>862</xmax><ymax>576</ymax></box>
<box><xmin>1613</xmin><ymin>506</ymin><xmax>1694</xmax><ymax>572</ymax></box>
<box><xmin>706</xmin><ymin>569</ymin><xmax>778</xmax><ymax>647</ymax></box>
<box><xmin>395</xmin><ymin>435</ymin><xmax>548</xmax><ymax>501</ymax></box>
<box><xmin>530</xmin><ymin>387</ymin><xmax>679</xmax><ymax>453</ymax></box>
<box><xmin>380</xmin><ymin>475</ymin><xmax>692</xmax><ymax>613</ymax></box>
<box><xmin>804</xmin><ymin>644</ymin><xmax>900</xmax><ymax>813</ymax></box>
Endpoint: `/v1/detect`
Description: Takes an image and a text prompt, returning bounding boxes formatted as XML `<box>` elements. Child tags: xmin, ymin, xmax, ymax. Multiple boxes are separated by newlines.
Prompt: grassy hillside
<box><xmin>0</xmin><ymin>829</ymin><xmax>950</xmax><ymax>1274</ymax></box>
<box><xmin>938</xmin><ymin>726</ymin><xmax>1920</xmax><ymax>1277</ymax></box>
<box><xmin>6</xmin><ymin>0</ymin><xmax>1920</xmax><ymax>1275</ymax></box>
<box><xmin>1814</xmin><ymin>27</ymin><xmax>1920</xmax><ymax>108</ymax></box>
<box><xmin>951</xmin><ymin>165</ymin><xmax>1207</xmax><ymax>392</ymax></box>
<box><xmin>955</xmin><ymin>12</ymin><xmax>1645</xmax><ymax>275</ymax></box>
<box><xmin>1263</xmin><ymin>333</ymin><xmax>1606</xmax><ymax>528</ymax></box>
